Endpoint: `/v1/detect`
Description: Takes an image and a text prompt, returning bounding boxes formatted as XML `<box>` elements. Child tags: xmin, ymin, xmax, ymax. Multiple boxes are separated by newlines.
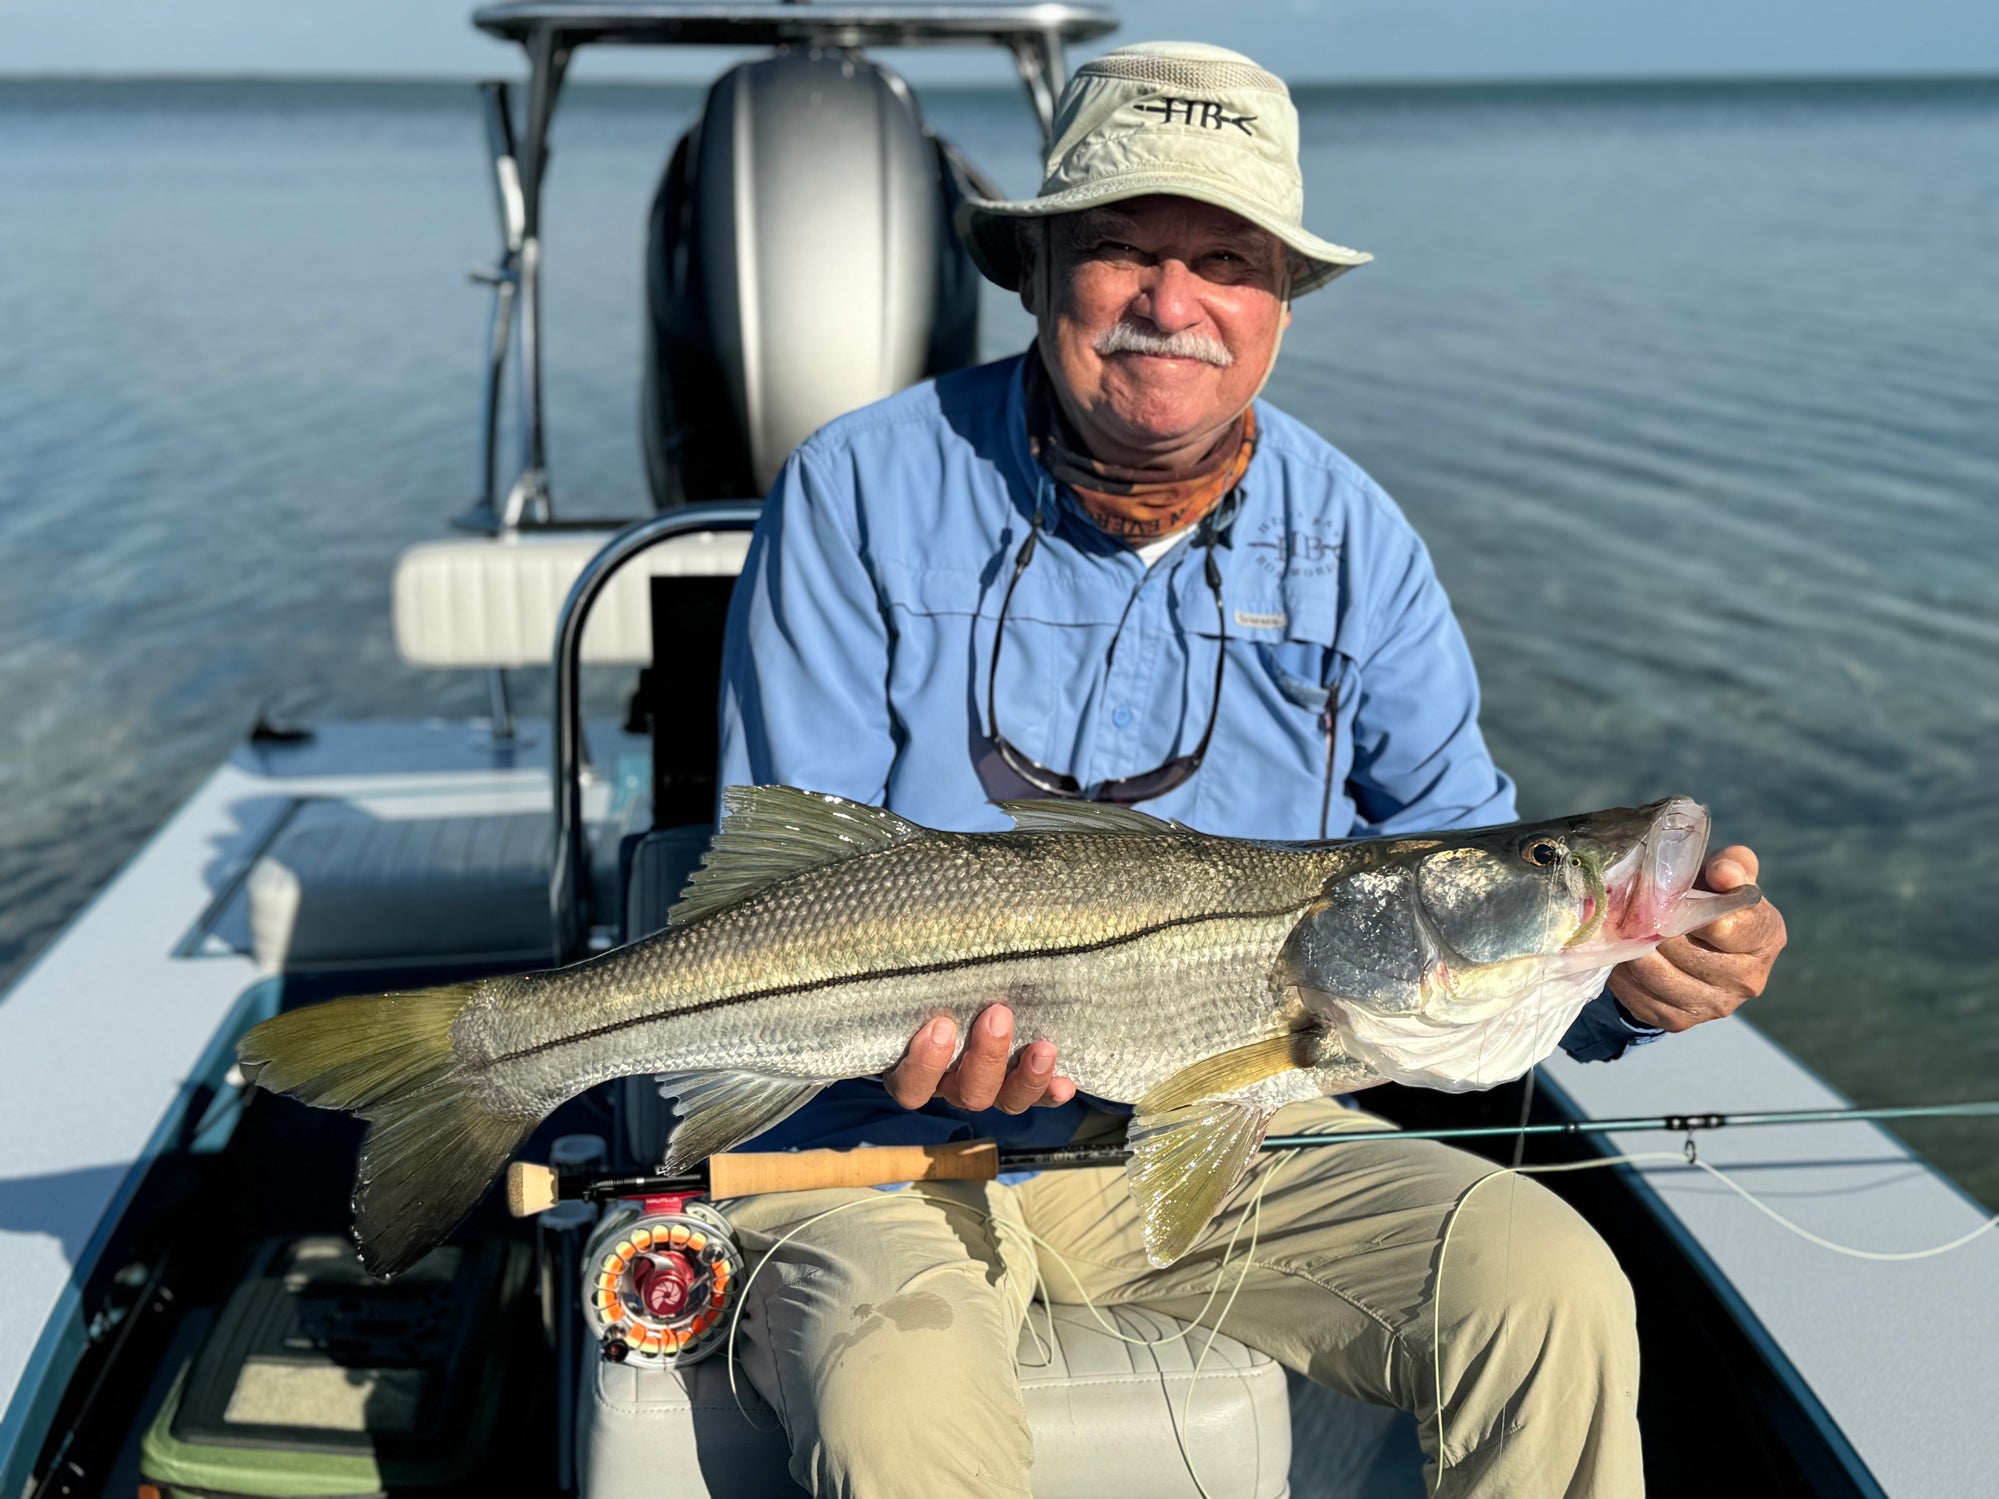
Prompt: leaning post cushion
<box><xmin>391</xmin><ymin>529</ymin><xmax>751</xmax><ymax>670</ymax></box>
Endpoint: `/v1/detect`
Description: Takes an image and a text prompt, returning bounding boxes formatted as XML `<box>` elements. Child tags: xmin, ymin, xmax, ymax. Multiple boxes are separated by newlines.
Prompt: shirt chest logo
<box><xmin>1247</xmin><ymin>515</ymin><xmax>1343</xmax><ymax>578</ymax></box>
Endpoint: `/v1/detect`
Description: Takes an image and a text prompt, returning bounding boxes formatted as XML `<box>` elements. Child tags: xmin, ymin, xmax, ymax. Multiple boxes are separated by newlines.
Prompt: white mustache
<box><xmin>1092</xmin><ymin>322</ymin><xmax>1234</xmax><ymax>367</ymax></box>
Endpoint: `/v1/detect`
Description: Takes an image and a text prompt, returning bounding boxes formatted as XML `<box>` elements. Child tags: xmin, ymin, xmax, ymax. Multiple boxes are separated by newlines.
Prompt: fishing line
<box><xmin>645</xmin><ymin>1098</ymin><xmax>1999</xmax><ymax>1494</ymax></box>
<box><xmin>1173</xmin><ymin>1150</ymin><xmax>1296</xmax><ymax>1499</ymax></box>
<box><xmin>1493</xmin><ymin>1067</ymin><xmax>1535</xmax><ymax>1476</ymax></box>
<box><xmin>1425</xmin><ymin>1149</ymin><xmax>1999</xmax><ymax>1494</ymax></box>
<box><xmin>573</xmin><ymin>1099</ymin><xmax>1999</xmax><ymax>1205</ymax></box>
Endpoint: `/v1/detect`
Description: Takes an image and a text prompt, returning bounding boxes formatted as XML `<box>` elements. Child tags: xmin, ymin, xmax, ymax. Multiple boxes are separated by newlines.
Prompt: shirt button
<box><xmin>1112</xmin><ymin>706</ymin><xmax>1133</xmax><ymax>728</ymax></box>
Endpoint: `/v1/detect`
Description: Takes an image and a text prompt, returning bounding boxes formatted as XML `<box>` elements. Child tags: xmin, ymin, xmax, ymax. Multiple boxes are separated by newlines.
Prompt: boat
<box><xmin>3</xmin><ymin>4</ymin><xmax>1994</xmax><ymax>1495</ymax></box>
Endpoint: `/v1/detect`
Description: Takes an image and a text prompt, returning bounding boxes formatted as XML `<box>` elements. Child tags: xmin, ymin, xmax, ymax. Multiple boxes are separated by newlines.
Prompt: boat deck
<box><xmin>1544</xmin><ymin>1027</ymin><xmax>1999</xmax><ymax>1494</ymax></box>
<box><xmin>0</xmin><ymin>719</ymin><xmax>631</xmax><ymax>1496</ymax></box>
<box><xmin>2</xmin><ymin>719</ymin><xmax>1993</xmax><ymax>1495</ymax></box>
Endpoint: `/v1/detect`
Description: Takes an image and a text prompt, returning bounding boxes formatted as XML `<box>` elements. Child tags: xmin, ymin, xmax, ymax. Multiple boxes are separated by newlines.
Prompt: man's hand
<box><xmin>883</xmin><ymin>1005</ymin><xmax>1078</xmax><ymax>1114</ymax></box>
<box><xmin>1608</xmin><ymin>846</ymin><xmax>1787</xmax><ymax>1032</ymax></box>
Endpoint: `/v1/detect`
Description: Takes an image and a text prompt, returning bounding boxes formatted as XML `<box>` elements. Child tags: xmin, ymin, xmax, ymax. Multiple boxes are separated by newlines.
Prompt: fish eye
<box><xmin>1521</xmin><ymin>838</ymin><xmax>1561</xmax><ymax>867</ymax></box>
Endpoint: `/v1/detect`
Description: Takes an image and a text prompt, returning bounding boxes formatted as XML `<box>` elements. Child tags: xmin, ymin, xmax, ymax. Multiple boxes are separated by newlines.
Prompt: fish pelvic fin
<box><xmin>1134</xmin><ymin>1031</ymin><xmax>1314</xmax><ymax>1115</ymax></box>
<box><xmin>655</xmin><ymin>1070</ymin><xmax>830</xmax><ymax>1172</ymax></box>
<box><xmin>669</xmin><ymin>786</ymin><xmax>927</xmax><ymax>927</ymax></box>
<box><xmin>1127</xmin><ymin>1098</ymin><xmax>1276</xmax><ymax>1267</ymax></box>
<box><xmin>237</xmin><ymin>982</ymin><xmax>535</xmax><ymax>1279</ymax></box>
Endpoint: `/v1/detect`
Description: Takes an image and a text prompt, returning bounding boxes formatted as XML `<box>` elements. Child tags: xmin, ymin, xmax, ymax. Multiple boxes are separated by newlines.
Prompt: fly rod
<box><xmin>505</xmin><ymin>1098</ymin><xmax>1999</xmax><ymax>1217</ymax></box>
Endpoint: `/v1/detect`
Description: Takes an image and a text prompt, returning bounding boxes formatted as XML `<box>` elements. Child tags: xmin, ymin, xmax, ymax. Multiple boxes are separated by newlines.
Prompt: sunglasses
<box><xmin>986</xmin><ymin>505</ymin><xmax>1229</xmax><ymax>805</ymax></box>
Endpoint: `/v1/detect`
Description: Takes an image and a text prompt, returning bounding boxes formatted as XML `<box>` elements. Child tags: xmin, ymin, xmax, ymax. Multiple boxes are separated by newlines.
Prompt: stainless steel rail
<box><xmin>472</xmin><ymin>1</ymin><xmax>1113</xmax><ymax>526</ymax></box>
<box><xmin>549</xmin><ymin>502</ymin><xmax>764</xmax><ymax>962</ymax></box>
<box><xmin>474</xmin><ymin>3</ymin><xmax>1116</xmax><ymax>54</ymax></box>
<box><xmin>469</xmin><ymin>80</ymin><xmax>525</xmax><ymax>526</ymax></box>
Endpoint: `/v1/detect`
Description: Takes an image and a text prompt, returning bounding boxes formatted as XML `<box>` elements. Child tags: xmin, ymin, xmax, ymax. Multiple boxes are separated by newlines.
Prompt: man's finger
<box><xmin>943</xmin><ymin>1005</ymin><xmax>1014</xmax><ymax>1111</ymax></box>
<box><xmin>1608</xmin><ymin>956</ymin><xmax>1715</xmax><ymax>1031</ymax></box>
<box><xmin>1651</xmin><ymin>935</ymin><xmax>1760</xmax><ymax>996</ymax></box>
<box><xmin>884</xmin><ymin>1016</ymin><xmax>956</xmax><ymax>1109</ymax></box>
<box><xmin>1685</xmin><ymin>894</ymin><xmax>1785</xmax><ymax>957</ymax></box>
<box><xmin>1702</xmin><ymin>844</ymin><xmax>1759</xmax><ymax>890</ymax></box>
<box><xmin>1036</xmin><ymin>1074</ymin><xmax>1079</xmax><ymax>1107</ymax></box>
<box><xmin>1610</xmin><ymin>943</ymin><xmax>1762</xmax><ymax>1030</ymax></box>
<box><xmin>994</xmin><ymin>1041</ymin><xmax>1060</xmax><ymax>1114</ymax></box>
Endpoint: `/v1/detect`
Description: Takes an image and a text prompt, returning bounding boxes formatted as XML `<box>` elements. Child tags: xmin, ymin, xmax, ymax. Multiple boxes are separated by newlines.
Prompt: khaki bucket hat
<box><xmin>958</xmin><ymin>40</ymin><xmax>1372</xmax><ymax>296</ymax></box>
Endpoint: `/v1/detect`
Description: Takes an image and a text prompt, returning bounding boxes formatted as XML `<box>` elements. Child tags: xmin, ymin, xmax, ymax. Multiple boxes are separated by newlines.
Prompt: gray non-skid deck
<box><xmin>0</xmin><ymin>720</ymin><xmax>613</xmax><ymax>1496</ymax></box>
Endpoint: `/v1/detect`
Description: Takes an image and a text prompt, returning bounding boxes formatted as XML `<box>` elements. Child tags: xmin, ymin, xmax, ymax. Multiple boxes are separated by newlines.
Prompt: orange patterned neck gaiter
<box><xmin>1024</xmin><ymin>349</ymin><xmax>1255</xmax><ymax>542</ymax></box>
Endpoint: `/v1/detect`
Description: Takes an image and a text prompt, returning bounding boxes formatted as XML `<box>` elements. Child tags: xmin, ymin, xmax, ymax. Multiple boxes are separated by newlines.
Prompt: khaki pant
<box><xmin>722</xmin><ymin>1099</ymin><xmax>1642</xmax><ymax>1498</ymax></box>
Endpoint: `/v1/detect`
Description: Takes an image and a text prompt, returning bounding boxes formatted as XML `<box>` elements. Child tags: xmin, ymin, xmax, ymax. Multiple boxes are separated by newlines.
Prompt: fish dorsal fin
<box><xmin>669</xmin><ymin>786</ymin><xmax>926</xmax><ymax>927</ymax></box>
<box><xmin>998</xmin><ymin>800</ymin><xmax>1177</xmax><ymax>835</ymax></box>
<box><xmin>1134</xmin><ymin>1031</ymin><xmax>1310</xmax><ymax>1114</ymax></box>
<box><xmin>1126</xmin><ymin>1098</ymin><xmax>1276</xmax><ymax>1266</ymax></box>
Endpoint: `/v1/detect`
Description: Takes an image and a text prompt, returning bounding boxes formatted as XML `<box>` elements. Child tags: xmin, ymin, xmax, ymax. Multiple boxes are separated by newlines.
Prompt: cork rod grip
<box><xmin>708</xmin><ymin>1140</ymin><xmax>1000</xmax><ymax>1197</ymax></box>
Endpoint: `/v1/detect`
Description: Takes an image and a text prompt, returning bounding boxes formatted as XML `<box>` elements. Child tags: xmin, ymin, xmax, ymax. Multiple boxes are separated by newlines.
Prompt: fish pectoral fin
<box><xmin>1408</xmin><ymin>891</ymin><xmax>1475</xmax><ymax>1001</ymax></box>
<box><xmin>1127</xmin><ymin>1098</ymin><xmax>1276</xmax><ymax>1267</ymax></box>
<box><xmin>656</xmin><ymin>1070</ymin><xmax>829</xmax><ymax>1172</ymax></box>
<box><xmin>1134</xmin><ymin>1031</ymin><xmax>1313</xmax><ymax>1115</ymax></box>
<box><xmin>669</xmin><ymin>786</ymin><xmax>927</xmax><ymax>927</ymax></box>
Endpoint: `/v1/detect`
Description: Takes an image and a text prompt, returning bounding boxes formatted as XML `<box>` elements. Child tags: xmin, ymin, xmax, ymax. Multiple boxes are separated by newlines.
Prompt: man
<box><xmin>717</xmin><ymin>40</ymin><xmax>1786</xmax><ymax>1497</ymax></box>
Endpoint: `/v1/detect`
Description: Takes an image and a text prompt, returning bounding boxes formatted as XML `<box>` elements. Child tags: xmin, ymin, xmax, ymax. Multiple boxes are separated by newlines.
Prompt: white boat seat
<box><xmin>580</xmin><ymin>1300</ymin><xmax>1293</xmax><ymax>1499</ymax></box>
<box><xmin>247</xmin><ymin>800</ymin><xmax>555</xmax><ymax>971</ymax></box>
<box><xmin>391</xmin><ymin>529</ymin><xmax>750</xmax><ymax>670</ymax></box>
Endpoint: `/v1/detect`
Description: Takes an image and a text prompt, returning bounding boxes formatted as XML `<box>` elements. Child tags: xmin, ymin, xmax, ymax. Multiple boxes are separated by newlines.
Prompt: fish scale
<box><xmin>457</xmin><ymin>828</ymin><xmax>1351</xmax><ymax>1112</ymax></box>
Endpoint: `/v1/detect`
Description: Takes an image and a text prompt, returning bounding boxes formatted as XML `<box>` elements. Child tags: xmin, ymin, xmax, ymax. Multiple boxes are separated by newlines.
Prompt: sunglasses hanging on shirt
<box><xmin>986</xmin><ymin>502</ymin><xmax>1230</xmax><ymax>805</ymax></box>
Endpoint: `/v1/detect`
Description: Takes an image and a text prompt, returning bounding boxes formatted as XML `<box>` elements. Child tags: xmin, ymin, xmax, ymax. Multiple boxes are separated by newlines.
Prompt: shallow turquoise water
<box><xmin>0</xmin><ymin>76</ymin><xmax>1994</xmax><ymax>1202</ymax></box>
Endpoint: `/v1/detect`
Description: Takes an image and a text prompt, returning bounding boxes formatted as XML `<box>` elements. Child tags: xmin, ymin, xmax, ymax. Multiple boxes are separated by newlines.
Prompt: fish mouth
<box><xmin>1599</xmin><ymin>797</ymin><xmax>1755</xmax><ymax>945</ymax></box>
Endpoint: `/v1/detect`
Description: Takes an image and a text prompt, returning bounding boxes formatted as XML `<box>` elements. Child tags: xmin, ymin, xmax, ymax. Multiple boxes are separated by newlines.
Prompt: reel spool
<box><xmin>581</xmin><ymin>1194</ymin><xmax>743</xmax><ymax>1366</ymax></box>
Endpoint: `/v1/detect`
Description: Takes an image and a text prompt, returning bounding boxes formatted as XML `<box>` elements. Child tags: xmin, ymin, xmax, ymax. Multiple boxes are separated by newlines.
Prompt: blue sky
<box><xmin>5</xmin><ymin>0</ymin><xmax>1996</xmax><ymax>81</ymax></box>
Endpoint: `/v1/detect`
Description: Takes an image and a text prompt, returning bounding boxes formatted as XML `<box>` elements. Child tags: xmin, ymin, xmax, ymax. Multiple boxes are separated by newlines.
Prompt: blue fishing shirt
<box><xmin>718</xmin><ymin>353</ymin><xmax>1657</xmax><ymax>1152</ymax></box>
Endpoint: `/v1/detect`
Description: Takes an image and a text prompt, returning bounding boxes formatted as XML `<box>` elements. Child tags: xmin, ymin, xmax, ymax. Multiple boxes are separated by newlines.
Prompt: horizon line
<box><xmin>4</xmin><ymin>67</ymin><xmax>1997</xmax><ymax>91</ymax></box>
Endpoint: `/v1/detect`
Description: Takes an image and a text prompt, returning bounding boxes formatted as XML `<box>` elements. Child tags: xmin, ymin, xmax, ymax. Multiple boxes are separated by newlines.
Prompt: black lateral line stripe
<box><xmin>490</xmin><ymin>898</ymin><xmax>1314</xmax><ymax>1065</ymax></box>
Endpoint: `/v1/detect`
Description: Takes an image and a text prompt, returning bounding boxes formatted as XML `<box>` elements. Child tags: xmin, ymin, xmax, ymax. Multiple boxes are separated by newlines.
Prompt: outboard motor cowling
<box><xmin>644</xmin><ymin>51</ymin><xmax>983</xmax><ymax>506</ymax></box>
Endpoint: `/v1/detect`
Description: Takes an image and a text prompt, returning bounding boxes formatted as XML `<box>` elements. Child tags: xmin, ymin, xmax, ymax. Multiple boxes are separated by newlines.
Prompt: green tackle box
<box><xmin>139</xmin><ymin>1235</ymin><xmax>528</xmax><ymax>1498</ymax></box>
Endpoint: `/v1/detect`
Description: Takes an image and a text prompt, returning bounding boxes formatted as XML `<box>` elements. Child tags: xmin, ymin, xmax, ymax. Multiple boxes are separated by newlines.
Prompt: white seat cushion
<box><xmin>248</xmin><ymin>801</ymin><xmax>553</xmax><ymax>970</ymax></box>
<box><xmin>580</xmin><ymin>1301</ymin><xmax>1292</xmax><ymax>1498</ymax></box>
<box><xmin>392</xmin><ymin>530</ymin><xmax>750</xmax><ymax>669</ymax></box>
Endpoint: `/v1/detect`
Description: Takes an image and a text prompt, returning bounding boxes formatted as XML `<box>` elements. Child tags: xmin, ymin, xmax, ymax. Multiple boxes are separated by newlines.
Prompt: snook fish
<box><xmin>240</xmin><ymin>786</ymin><xmax>1760</xmax><ymax>1276</ymax></box>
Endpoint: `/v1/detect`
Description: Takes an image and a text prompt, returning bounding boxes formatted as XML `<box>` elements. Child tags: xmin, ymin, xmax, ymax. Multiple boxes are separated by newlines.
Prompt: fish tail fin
<box><xmin>238</xmin><ymin>983</ymin><xmax>536</xmax><ymax>1278</ymax></box>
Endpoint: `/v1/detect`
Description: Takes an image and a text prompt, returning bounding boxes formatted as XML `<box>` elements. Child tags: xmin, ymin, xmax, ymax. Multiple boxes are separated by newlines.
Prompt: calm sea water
<box><xmin>1</xmin><ymin>76</ymin><xmax>1994</xmax><ymax>1203</ymax></box>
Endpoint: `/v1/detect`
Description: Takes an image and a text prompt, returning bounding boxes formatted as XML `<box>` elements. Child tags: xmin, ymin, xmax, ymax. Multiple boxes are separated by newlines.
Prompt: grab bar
<box><xmin>549</xmin><ymin>502</ymin><xmax>764</xmax><ymax>962</ymax></box>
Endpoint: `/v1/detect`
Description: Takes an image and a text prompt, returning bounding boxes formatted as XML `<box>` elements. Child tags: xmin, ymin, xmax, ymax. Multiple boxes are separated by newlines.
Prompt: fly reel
<box><xmin>581</xmin><ymin>1195</ymin><xmax>742</xmax><ymax>1366</ymax></box>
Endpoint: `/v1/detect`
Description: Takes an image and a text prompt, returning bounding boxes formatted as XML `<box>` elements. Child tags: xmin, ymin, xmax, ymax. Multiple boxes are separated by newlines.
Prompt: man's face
<box><xmin>1022</xmin><ymin>196</ymin><xmax>1292</xmax><ymax>463</ymax></box>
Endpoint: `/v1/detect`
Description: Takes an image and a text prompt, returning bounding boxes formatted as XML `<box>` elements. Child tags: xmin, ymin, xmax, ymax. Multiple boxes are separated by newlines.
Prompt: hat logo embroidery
<box><xmin>1132</xmin><ymin>98</ymin><xmax>1257</xmax><ymax>136</ymax></box>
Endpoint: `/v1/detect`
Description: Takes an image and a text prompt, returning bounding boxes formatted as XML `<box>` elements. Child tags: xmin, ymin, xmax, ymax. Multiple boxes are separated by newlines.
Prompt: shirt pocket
<box><xmin>1258</xmin><ymin>639</ymin><xmax>1332</xmax><ymax>715</ymax></box>
<box><xmin>1175</xmin><ymin>596</ymin><xmax>1354</xmax><ymax>835</ymax></box>
<box><xmin>874</xmin><ymin>552</ymin><xmax>1126</xmax><ymax>773</ymax></box>
<box><xmin>1204</xmin><ymin>592</ymin><xmax>1340</xmax><ymax>719</ymax></box>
